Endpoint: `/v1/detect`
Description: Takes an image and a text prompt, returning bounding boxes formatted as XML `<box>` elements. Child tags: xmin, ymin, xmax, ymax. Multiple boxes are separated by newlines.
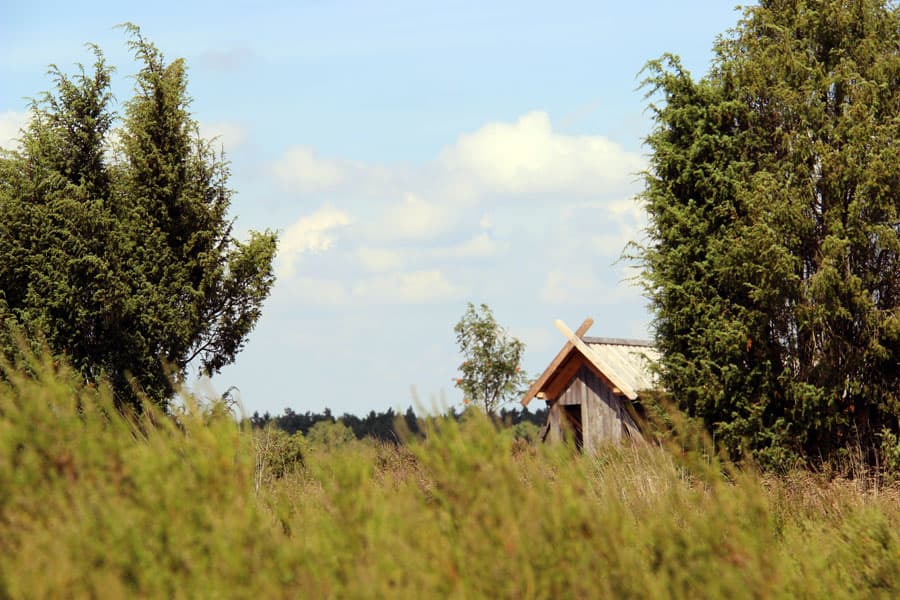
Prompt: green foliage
<box><xmin>306</xmin><ymin>420</ymin><xmax>356</xmax><ymax>449</ymax></box>
<box><xmin>878</xmin><ymin>429</ymin><xmax>900</xmax><ymax>480</ymax></box>
<box><xmin>253</xmin><ymin>427</ymin><xmax>306</xmax><ymax>487</ymax></box>
<box><xmin>251</xmin><ymin>404</ymin><xmax>545</xmax><ymax>443</ymax></box>
<box><xmin>0</xmin><ymin>26</ymin><xmax>276</xmax><ymax>410</ymax></box>
<box><xmin>2</xmin><ymin>356</ymin><xmax>900</xmax><ymax>597</ymax></box>
<box><xmin>638</xmin><ymin>0</ymin><xmax>900</xmax><ymax>467</ymax></box>
<box><xmin>510</xmin><ymin>420</ymin><xmax>540</xmax><ymax>442</ymax></box>
<box><xmin>454</xmin><ymin>302</ymin><xmax>527</xmax><ymax>415</ymax></box>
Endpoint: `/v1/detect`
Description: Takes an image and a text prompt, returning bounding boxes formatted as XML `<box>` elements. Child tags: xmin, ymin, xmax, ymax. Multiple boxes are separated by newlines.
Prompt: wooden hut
<box><xmin>520</xmin><ymin>318</ymin><xmax>659</xmax><ymax>452</ymax></box>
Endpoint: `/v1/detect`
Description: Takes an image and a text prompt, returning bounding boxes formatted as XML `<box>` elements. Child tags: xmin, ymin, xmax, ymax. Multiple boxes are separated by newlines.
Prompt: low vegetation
<box><xmin>2</xmin><ymin>355</ymin><xmax>898</xmax><ymax>598</ymax></box>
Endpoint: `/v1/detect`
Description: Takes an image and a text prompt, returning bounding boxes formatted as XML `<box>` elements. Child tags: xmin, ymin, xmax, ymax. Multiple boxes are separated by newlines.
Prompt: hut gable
<box><xmin>522</xmin><ymin>318</ymin><xmax>659</xmax><ymax>452</ymax></box>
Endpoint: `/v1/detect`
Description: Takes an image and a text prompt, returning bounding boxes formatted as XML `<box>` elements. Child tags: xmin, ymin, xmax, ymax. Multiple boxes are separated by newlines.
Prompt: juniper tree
<box><xmin>0</xmin><ymin>27</ymin><xmax>276</xmax><ymax>410</ymax></box>
<box><xmin>639</xmin><ymin>0</ymin><xmax>900</xmax><ymax>467</ymax></box>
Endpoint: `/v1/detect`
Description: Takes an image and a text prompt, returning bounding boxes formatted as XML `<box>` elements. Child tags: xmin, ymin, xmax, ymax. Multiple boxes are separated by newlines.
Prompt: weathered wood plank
<box><xmin>582</xmin><ymin>336</ymin><xmax>654</xmax><ymax>347</ymax></box>
<box><xmin>543</xmin><ymin>354</ymin><xmax>586</xmax><ymax>402</ymax></box>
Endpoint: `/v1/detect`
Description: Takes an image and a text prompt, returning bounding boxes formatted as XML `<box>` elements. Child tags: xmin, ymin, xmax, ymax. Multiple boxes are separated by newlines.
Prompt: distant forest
<box><xmin>249</xmin><ymin>405</ymin><xmax>548</xmax><ymax>442</ymax></box>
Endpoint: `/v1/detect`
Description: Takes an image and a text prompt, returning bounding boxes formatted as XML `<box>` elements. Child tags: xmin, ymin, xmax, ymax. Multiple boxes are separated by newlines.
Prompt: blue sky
<box><xmin>2</xmin><ymin>1</ymin><xmax>743</xmax><ymax>417</ymax></box>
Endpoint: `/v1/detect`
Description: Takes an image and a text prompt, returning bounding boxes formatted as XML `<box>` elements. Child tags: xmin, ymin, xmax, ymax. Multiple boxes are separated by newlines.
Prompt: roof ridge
<box><xmin>582</xmin><ymin>336</ymin><xmax>655</xmax><ymax>347</ymax></box>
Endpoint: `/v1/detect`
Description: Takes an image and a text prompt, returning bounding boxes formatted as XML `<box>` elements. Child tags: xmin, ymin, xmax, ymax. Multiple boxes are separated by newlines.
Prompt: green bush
<box><xmin>879</xmin><ymin>429</ymin><xmax>900</xmax><ymax>481</ymax></box>
<box><xmin>253</xmin><ymin>426</ymin><xmax>306</xmax><ymax>487</ymax></box>
<box><xmin>305</xmin><ymin>419</ymin><xmax>356</xmax><ymax>449</ymax></box>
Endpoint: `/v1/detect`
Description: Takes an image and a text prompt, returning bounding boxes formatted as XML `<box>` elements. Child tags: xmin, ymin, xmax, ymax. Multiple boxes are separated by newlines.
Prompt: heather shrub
<box><xmin>1</xmin><ymin>353</ymin><xmax>898</xmax><ymax>598</ymax></box>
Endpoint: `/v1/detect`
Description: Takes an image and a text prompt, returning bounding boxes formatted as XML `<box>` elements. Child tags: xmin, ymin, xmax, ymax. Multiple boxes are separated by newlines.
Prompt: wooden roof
<box><xmin>583</xmin><ymin>339</ymin><xmax>660</xmax><ymax>395</ymax></box>
<box><xmin>521</xmin><ymin>318</ymin><xmax>659</xmax><ymax>406</ymax></box>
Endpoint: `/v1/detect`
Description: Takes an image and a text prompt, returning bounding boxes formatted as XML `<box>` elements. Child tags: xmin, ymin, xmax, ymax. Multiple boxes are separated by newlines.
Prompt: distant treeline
<box><xmin>249</xmin><ymin>406</ymin><xmax>548</xmax><ymax>442</ymax></box>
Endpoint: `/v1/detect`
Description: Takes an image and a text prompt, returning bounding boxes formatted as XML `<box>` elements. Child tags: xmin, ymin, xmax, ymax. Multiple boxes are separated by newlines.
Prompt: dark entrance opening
<box><xmin>562</xmin><ymin>404</ymin><xmax>584</xmax><ymax>452</ymax></box>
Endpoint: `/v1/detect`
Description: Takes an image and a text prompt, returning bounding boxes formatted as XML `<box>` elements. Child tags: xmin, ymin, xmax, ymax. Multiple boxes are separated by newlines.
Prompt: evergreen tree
<box><xmin>0</xmin><ymin>28</ymin><xmax>276</xmax><ymax>410</ymax></box>
<box><xmin>639</xmin><ymin>0</ymin><xmax>900</xmax><ymax>467</ymax></box>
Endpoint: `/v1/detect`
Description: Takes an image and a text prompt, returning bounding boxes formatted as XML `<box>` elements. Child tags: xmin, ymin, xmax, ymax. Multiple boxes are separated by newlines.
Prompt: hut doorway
<box><xmin>561</xmin><ymin>404</ymin><xmax>584</xmax><ymax>451</ymax></box>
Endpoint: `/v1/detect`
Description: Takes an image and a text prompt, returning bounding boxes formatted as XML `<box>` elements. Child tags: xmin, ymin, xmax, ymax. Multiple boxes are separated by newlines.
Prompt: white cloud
<box><xmin>431</xmin><ymin>232</ymin><xmax>506</xmax><ymax>260</ymax></box>
<box><xmin>269</xmin><ymin>111</ymin><xmax>644</xmax><ymax>204</ymax></box>
<box><xmin>357</xmin><ymin>247</ymin><xmax>404</xmax><ymax>272</ymax></box>
<box><xmin>540</xmin><ymin>265</ymin><xmax>607</xmax><ymax>305</ymax></box>
<box><xmin>0</xmin><ymin>110</ymin><xmax>28</xmax><ymax>150</ymax></box>
<box><xmin>371</xmin><ymin>193</ymin><xmax>456</xmax><ymax>241</ymax></box>
<box><xmin>356</xmin><ymin>232</ymin><xmax>503</xmax><ymax>274</ymax></box>
<box><xmin>277</xmin><ymin>205</ymin><xmax>351</xmax><ymax>277</ymax></box>
<box><xmin>608</xmin><ymin>198</ymin><xmax>644</xmax><ymax>219</ymax></box>
<box><xmin>540</xmin><ymin>264</ymin><xmax>643</xmax><ymax>306</ymax></box>
<box><xmin>268</xmin><ymin>111</ymin><xmax>648</xmax><ymax>311</ymax></box>
<box><xmin>541</xmin><ymin>267</ymin><xmax>594</xmax><ymax>305</ymax></box>
<box><xmin>286</xmin><ymin>277</ymin><xmax>349</xmax><ymax>307</ymax></box>
<box><xmin>516</xmin><ymin>325</ymin><xmax>561</xmax><ymax>356</ymax></box>
<box><xmin>199</xmin><ymin>121</ymin><xmax>247</xmax><ymax>152</ymax></box>
<box><xmin>273</xmin><ymin>146</ymin><xmax>344</xmax><ymax>190</ymax></box>
<box><xmin>352</xmin><ymin>269</ymin><xmax>463</xmax><ymax>303</ymax></box>
<box><xmin>439</xmin><ymin>111</ymin><xmax>644</xmax><ymax>197</ymax></box>
<box><xmin>589</xmin><ymin>229</ymin><xmax>638</xmax><ymax>258</ymax></box>
<box><xmin>558</xmin><ymin>198</ymin><xmax>646</xmax><ymax>259</ymax></box>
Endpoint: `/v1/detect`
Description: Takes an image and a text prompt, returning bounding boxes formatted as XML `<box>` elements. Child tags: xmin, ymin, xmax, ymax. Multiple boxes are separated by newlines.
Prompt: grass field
<box><xmin>1</xmin><ymin>356</ymin><xmax>898</xmax><ymax>598</ymax></box>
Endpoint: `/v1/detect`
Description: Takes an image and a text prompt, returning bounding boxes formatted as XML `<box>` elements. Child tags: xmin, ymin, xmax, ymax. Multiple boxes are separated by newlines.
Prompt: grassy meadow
<box><xmin>1</xmin><ymin>355</ymin><xmax>899</xmax><ymax>599</ymax></box>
